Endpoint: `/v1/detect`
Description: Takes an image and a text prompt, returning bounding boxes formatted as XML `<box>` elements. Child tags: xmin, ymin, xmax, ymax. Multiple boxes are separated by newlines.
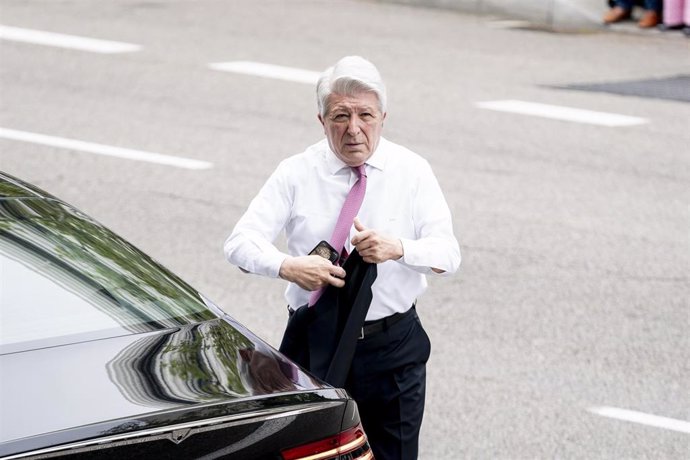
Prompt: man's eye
<box><xmin>333</xmin><ymin>114</ymin><xmax>348</xmax><ymax>121</ymax></box>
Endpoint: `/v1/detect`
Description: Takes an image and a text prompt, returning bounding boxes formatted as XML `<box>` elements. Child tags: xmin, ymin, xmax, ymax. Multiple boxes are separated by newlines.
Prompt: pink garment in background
<box><xmin>663</xmin><ymin>0</ymin><xmax>687</xmax><ymax>26</ymax></box>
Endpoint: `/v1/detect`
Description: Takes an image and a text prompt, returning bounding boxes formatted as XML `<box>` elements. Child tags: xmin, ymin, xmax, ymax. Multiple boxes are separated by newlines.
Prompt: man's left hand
<box><xmin>351</xmin><ymin>217</ymin><xmax>403</xmax><ymax>264</ymax></box>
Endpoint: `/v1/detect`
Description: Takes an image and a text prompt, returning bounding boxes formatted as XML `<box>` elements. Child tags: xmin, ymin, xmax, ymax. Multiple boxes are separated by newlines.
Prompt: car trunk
<box><xmin>0</xmin><ymin>318</ymin><xmax>349</xmax><ymax>458</ymax></box>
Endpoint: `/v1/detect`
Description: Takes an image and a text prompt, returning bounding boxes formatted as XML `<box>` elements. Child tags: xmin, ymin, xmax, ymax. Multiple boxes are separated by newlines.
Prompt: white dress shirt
<box><xmin>224</xmin><ymin>137</ymin><xmax>461</xmax><ymax>321</ymax></box>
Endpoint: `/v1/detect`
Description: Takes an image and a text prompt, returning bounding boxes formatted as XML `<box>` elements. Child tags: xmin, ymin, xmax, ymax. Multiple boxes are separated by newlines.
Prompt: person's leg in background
<box><xmin>604</xmin><ymin>0</ymin><xmax>634</xmax><ymax>24</ymax></box>
<box><xmin>638</xmin><ymin>0</ymin><xmax>661</xmax><ymax>27</ymax></box>
<box><xmin>604</xmin><ymin>0</ymin><xmax>660</xmax><ymax>26</ymax></box>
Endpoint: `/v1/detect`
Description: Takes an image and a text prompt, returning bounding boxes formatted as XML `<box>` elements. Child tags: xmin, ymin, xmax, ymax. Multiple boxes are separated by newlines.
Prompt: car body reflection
<box><xmin>0</xmin><ymin>172</ymin><xmax>371</xmax><ymax>459</ymax></box>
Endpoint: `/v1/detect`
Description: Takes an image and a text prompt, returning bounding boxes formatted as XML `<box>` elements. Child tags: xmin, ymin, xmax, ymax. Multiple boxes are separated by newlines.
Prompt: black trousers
<box><xmin>345</xmin><ymin>309</ymin><xmax>431</xmax><ymax>460</ymax></box>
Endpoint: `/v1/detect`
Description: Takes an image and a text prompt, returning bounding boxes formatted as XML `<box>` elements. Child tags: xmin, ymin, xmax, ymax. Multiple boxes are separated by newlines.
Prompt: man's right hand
<box><xmin>278</xmin><ymin>255</ymin><xmax>346</xmax><ymax>291</ymax></box>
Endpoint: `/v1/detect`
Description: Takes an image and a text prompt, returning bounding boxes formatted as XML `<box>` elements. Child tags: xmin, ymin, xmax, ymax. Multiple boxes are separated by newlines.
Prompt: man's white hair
<box><xmin>316</xmin><ymin>56</ymin><xmax>387</xmax><ymax>117</ymax></box>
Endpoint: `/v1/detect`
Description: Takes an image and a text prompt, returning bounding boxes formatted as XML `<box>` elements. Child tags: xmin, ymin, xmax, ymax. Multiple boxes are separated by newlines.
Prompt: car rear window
<box><xmin>0</xmin><ymin>198</ymin><xmax>216</xmax><ymax>354</ymax></box>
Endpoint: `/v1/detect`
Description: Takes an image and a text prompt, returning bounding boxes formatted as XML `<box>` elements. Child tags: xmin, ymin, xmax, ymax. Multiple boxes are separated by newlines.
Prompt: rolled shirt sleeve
<box><xmin>224</xmin><ymin>160</ymin><xmax>293</xmax><ymax>278</ymax></box>
<box><xmin>397</xmin><ymin>159</ymin><xmax>461</xmax><ymax>275</ymax></box>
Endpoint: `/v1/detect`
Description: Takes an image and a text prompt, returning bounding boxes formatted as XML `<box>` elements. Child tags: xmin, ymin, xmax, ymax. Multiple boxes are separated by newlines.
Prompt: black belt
<box><xmin>359</xmin><ymin>306</ymin><xmax>416</xmax><ymax>340</ymax></box>
<box><xmin>286</xmin><ymin>304</ymin><xmax>416</xmax><ymax>339</ymax></box>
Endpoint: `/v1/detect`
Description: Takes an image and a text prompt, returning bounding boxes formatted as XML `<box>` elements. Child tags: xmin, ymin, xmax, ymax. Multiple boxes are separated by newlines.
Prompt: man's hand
<box><xmin>279</xmin><ymin>255</ymin><xmax>346</xmax><ymax>291</ymax></box>
<box><xmin>351</xmin><ymin>217</ymin><xmax>403</xmax><ymax>264</ymax></box>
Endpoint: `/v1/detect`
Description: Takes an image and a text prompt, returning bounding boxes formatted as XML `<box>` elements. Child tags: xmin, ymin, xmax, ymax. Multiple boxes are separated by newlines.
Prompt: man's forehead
<box><xmin>327</xmin><ymin>92</ymin><xmax>380</xmax><ymax>111</ymax></box>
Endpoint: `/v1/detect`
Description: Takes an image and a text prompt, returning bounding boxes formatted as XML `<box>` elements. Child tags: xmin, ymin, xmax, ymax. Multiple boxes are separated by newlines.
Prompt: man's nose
<box><xmin>347</xmin><ymin>117</ymin><xmax>361</xmax><ymax>135</ymax></box>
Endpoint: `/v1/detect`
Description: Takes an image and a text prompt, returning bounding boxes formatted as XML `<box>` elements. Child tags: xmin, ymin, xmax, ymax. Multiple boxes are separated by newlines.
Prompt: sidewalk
<box><xmin>376</xmin><ymin>0</ymin><xmax>689</xmax><ymax>35</ymax></box>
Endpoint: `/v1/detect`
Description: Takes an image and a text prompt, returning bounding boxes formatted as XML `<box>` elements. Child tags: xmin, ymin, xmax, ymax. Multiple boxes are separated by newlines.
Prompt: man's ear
<box><xmin>317</xmin><ymin>114</ymin><xmax>325</xmax><ymax>127</ymax></box>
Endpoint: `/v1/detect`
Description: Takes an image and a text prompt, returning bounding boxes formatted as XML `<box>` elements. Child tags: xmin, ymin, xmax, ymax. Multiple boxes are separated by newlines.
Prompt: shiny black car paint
<box><xmin>0</xmin><ymin>172</ymin><xmax>363</xmax><ymax>459</ymax></box>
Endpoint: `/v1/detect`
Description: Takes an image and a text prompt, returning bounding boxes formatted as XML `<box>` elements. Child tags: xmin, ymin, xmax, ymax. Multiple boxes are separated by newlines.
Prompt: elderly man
<box><xmin>225</xmin><ymin>56</ymin><xmax>460</xmax><ymax>459</ymax></box>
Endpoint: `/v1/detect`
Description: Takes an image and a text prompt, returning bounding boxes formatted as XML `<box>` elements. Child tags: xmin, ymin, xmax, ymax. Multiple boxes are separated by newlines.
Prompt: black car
<box><xmin>0</xmin><ymin>172</ymin><xmax>372</xmax><ymax>460</ymax></box>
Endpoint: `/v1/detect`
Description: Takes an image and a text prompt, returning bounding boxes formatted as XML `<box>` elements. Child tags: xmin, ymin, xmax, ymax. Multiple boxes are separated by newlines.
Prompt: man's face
<box><xmin>319</xmin><ymin>91</ymin><xmax>386</xmax><ymax>167</ymax></box>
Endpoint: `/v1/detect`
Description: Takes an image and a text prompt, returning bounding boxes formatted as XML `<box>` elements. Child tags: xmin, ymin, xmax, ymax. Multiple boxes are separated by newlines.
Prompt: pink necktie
<box><xmin>309</xmin><ymin>164</ymin><xmax>367</xmax><ymax>306</ymax></box>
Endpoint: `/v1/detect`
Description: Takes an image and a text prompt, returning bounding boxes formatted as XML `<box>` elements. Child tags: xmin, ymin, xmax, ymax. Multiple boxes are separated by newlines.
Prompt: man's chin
<box><xmin>341</xmin><ymin>152</ymin><xmax>370</xmax><ymax>166</ymax></box>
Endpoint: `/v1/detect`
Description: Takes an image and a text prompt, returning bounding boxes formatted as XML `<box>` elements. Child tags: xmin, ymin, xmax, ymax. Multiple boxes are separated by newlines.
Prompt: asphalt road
<box><xmin>1</xmin><ymin>1</ymin><xmax>689</xmax><ymax>458</ymax></box>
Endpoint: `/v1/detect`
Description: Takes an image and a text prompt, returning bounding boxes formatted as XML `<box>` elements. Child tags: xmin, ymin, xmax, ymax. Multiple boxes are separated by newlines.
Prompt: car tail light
<box><xmin>281</xmin><ymin>423</ymin><xmax>373</xmax><ymax>460</ymax></box>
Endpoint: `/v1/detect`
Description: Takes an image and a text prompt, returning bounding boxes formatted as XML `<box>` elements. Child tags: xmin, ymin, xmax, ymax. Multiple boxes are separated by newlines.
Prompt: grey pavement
<box><xmin>1</xmin><ymin>1</ymin><xmax>689</xmax><ymax>458</ymax></box>
<box><xmin>378</xmin><ymin>0</ymin><xmax>606</xmax><ymax>30</ymax></box>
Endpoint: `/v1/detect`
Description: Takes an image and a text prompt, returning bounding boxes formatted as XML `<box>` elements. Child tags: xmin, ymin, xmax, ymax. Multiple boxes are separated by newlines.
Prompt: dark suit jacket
<box><xmin>278</xmin><ymin>249</ymin><xmax>377</xmax><ymax>387</ymax></box>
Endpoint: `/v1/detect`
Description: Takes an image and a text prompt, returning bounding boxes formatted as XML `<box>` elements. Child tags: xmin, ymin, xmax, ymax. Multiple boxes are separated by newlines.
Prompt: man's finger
<box><xmin>353</xmin><ymin>217</ymin><xmax>366</xmax><ymax>232</ymax></box>
<box><xmin>330</xmin><ymin>276</ymin><xmax>346</xmax><ymax>288</ymax></box>
<box><xmin>331</xmin><ymin>266</ymin><xmax>346</xmax><ymax>279</ymax></box>
<box><xmin>353</xmin><ymin>218</ymin><xmax>377</xmax><ymax>247</ymax></box>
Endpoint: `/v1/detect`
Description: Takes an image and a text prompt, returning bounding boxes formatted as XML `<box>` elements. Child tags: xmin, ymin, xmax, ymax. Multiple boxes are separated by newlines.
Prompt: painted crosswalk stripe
<box><xmin>0</xmin><ymin>25</ymin><xmax>141</xmax><ymax>54</ymax></box>
<box><xmin>209</xmin><ymin>61</ymin><xmax>321</xmax><ymax>85</ymax></box>
<box><xmin>588</xmin><ymin>406</ymin><xmax>690</xmax><ymax>434</ymax></box>
<box><xmin>475</xmin><ymin>100</ymin><xmax>648</xmax><ymax>127</ymax></box>
<box><xmin>0</xmin><ymin>128</ymin><xmax>212</xmax><ymax>170</ymax></box>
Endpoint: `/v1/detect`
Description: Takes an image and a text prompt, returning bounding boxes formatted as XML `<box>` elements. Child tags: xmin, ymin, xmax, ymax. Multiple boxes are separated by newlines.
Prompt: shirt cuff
<box><xmin>399</xmin><ymin>238</ymin><xmax>433</xmax><ymax>274</ymax></box>
<box><xmin>398</xmin><ymin>237</ymin><xmax>460</xmax><ymax>276</ymax></box>
<box><xmin>266</xmin><ymin>252</ymin><xmax>290</xmax><ymax>279</ymax></box>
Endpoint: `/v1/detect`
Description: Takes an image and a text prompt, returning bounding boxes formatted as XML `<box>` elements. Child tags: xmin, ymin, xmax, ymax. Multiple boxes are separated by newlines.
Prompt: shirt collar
<box><xmin>324</xmin><ymin>137</ymin><xmax>389</xmax><ymax>175</ymax></box>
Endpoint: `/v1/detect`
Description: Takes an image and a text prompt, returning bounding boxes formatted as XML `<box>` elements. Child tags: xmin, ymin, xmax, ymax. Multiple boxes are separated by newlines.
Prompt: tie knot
<box><xmin>354</xmin><ymin>164</ymin><xmax>366</xmax><ymax>179</ymax></box>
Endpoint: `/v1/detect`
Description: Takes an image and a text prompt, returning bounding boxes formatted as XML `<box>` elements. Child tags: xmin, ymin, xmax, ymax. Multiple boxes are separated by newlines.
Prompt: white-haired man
<box><xmin>225</xmin><ymin>56</ymin><xmax>460</xmax><ymax>459</ymax></box>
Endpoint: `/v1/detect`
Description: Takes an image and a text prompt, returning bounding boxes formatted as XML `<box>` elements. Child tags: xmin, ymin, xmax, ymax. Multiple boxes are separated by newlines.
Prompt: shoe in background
<box><xmin>604</xmin><ymin>6</ymin><xmax>632</xmax><ymax>23</ymax></box>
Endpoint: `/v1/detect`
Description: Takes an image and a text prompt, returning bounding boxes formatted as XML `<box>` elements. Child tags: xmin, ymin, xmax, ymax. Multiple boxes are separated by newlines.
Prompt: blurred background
<box><xmin>1</xmin><ymin>0</ymin><xmax>688</xmax><ymax>458</ymax></box>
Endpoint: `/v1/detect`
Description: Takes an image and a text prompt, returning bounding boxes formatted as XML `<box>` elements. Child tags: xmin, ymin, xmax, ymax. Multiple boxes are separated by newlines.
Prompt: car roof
<box><xmin>0</xmin><ymin>171</ymin><xmax>57</xmax><ymax>200</ymax></box>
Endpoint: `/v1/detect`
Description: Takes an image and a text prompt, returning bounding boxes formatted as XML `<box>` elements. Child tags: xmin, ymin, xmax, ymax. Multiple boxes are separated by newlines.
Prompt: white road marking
<box><xmin>588</xmin><ymin>406</ymin><xmax>690</xmax><ymax>434</ymax></box>
<box><xmin>209</xmin><ymin>61</ymin><xmax>321</xmax><ymax>85</ymax></box>
<box><xmin>475</xmin><ymin>100</ymin><xmax>648</xmax><ymax>127</ymax></box>
<box><xmin>0</xmin><ymin>25</ymin><xmax>141</xmax><ymax>54</ymax></box>
<box><xmin>0</xmin><ymin>128</ymin><xmax>212</xmax><ymax>170</ymax></box>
